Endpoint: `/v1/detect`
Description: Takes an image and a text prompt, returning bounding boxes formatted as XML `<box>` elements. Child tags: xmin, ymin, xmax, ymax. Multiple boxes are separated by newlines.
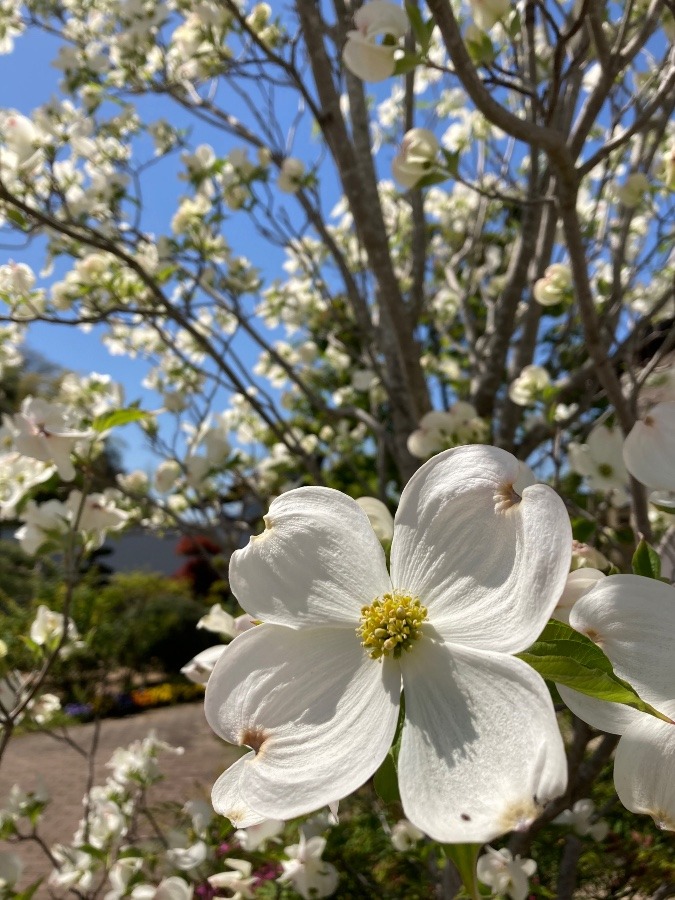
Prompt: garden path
<box><xmin>0</xmin><ymin>702</ymin><xmax>238</xmax><ymax>896</ymax></box>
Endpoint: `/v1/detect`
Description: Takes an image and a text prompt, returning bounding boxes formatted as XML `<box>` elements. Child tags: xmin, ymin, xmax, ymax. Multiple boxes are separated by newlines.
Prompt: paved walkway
<box><xmin>0</xmin><ymin>703</ymin><xmax>238</xmax><ymax>895</ymax></box>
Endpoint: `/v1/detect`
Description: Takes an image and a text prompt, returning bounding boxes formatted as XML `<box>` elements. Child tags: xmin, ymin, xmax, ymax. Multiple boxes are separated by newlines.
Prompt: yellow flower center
<box><xmin>357</xmin><ymin>592</ymin><xmax>427</xmax><ymax>660</ymax></box>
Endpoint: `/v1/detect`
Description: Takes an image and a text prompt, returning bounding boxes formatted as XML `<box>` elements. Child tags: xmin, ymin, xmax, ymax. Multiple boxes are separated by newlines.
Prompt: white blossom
<box><xmin>0</xmin><ymin>850</ymin><xmax>23</xmax><ymax>890</ymax></box>
<box><xmin>197</xmin><ymin>603</ymin><xmax>236</xmax><ymax>637</ymax></box>
<box><xmin>278</xmin><ymin>833</ymin><xmax>339</xmax><ymax>899</ymax></box>
<box><xmin>559</xmin><ymin>576</ymin><xmax>675</xmax><ymax>829</ymax></box>
<box><xmin>508</xmin><ymin>365</ymin><xmax>551</xmax><ymax>406</ymax></box>
<box><xmin>205</xmin><ymin>446</ymin><xmax>570</xmax><ymax>842</ymax></box>
<box><xmin>533</xmin><ymin>263</ymin><xmax>572</xmax><ymax>306</ymax></box>
<box><xmin>623</xmin><ymin>401</ymin><xmax>675</xmax><ymax>491</ymax></box>
<box><xmin>342</xmin><ymin>1</ymin><xmax>408</xmax><ymax>82</ymax></box>
<box><xmin>277</xmin><ymin>158</ymin><xmax>305</xmax><ymax>194</ymax></box>
<box><xmin>469</xmin><ymin>0</ymin><xmax>510</xmax><ymax>31</ymax></box>
<box><xmin>104</xmin><ymin>857</ymin><xmax>143</xmax><ymax>900</ymax></box>
<box><xmin>390</xmin><ymin>818</ymin><xmax>424</xmax><ymax>851</ymax></box>
<box><xmin>1</xmin><ymin>111</ymin><xmax>42</xmax><ymax>169</ymax></box>
<box><xmin>166</xmin><ymin>838</ymin><xmax>208</xmax><ymax>871</ymax></box>
<box><xmin>131</xmin><ymin>876</ymin><xmax>193</xmax><ymax>900</ymax></box>
<box><xmin>30</xmin><ymin>605</ymin><xmax>79</xmax><ymax>648</ymax></box>
<box><xmin>476</xmin><ymin>846</ymin><xmax>537</xmax><ymax>900</ymax></box>
<box><xmin>392</xmin><ymin>128</ymin><xmax>439</xmax><ymax>189</ymax></box>
<box><xmin>554</xmin><ymin>568</ymin><xmax>605</xmax><ymax>625</ymax></box>
<box><xmin>181</xmin><ymin>645</ymin><xmax>227</xmax><ymax>684</ymax></box>
<box><xmin>234</xmin><ymin>817</ymin><xmax>285</xmax><ymax>851</ymax></box>
<box><xmin>554</xmin><ymin>798</ymin><xmax>609</xmax><ymax>841</ymax></box>
<box><xmin>355</xmin><ymin>497</ymin><xmax>394</xmax><ymax>543</ymax></box>
<box><xmin>568</xmin><ymin>424</ymin><xmax>629</xmax><ymax>503</ymax></box>
<box><xmin>615</xmin><ymin>172</ymin><xmax>650</xmax><ymax>207</ymax></box>
<box><xmin>208</xmin><ymin>858</ymin><xmax>255</xmax><ymax>899</ymax></box>
<box><xmin>5</xmin><ymin>397</ymin><xmax>93</xmax><ymax>481</ymax></box>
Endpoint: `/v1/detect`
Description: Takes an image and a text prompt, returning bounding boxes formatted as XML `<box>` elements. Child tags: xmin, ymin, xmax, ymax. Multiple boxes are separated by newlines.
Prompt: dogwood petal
<box><xmin>557</xmin><ymin>686</ymin><xmax>646</xmax><ymax>735</ymax></box>
<box><xmin>230</xmin><ymin>487</ymin><xmax>391</xmax><ymax>628</ymax></box>
<box><xmin>205</xmin><ymin>623</ymin><xmax>400</xmax><ymax>822</ymax></box>
<box><xmin>398</xmin><ymin>640</ymin><xmax>567</xmax><ymax>843</ymax></box>
<box><xmin>343</xmin><ymin>35</ymin><xmax>397</xmax><ymax>82</ymax></box>
<box><xmin>569</xmin><ymin>575</ymin><xmax>675</xmax><ymax>711</ymax></box>
<box><xmin>614</xmin><ymin>701</ymin><xmax>675</xmax><ymax>830</ymax></box>
<box><xmin>390</xmin><ymin>445</ymin><xmax>571</xmax><ymax>652</ymax></box>
<box><xmin>623</xmin><ymin>402</ymin><xmax>675</xmax><ymax>490</ymax></box>
<box><xmin>211</xmin><ymin>756</ymin><xmax>267</xmax><ymax>828</ymax></box>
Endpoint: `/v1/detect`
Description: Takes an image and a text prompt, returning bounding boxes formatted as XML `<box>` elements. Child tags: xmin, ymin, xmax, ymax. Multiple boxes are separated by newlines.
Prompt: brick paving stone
<box><xmin>0</xmin><ymin>703</ymin><xmax>239</xmax><ymax>897</ymax></box>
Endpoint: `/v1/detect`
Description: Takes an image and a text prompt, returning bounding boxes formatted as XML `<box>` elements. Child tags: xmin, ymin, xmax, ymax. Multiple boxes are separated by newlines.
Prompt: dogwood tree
<box><xmin>1</xmin><ymin>0</ymin><xmax>675</xmax><ymax>896</ymax></box>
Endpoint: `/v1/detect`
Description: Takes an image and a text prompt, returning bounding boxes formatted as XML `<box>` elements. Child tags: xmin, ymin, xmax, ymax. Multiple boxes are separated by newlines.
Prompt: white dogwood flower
<box><xmin>278</xmin><ymin>833</ymin><xmax>339</xmax><ymax>899</ymax></box>
<box><xmin>205</xmin><ymin>445</ymin><xmax>570</xmax><ymax>842</ymax></box>
<box><xmin>623</xmin><ymin>401</ymin><xmax>675</xmax><ymax>491</ymax></box>
<box><xmin>208</xmin><ymin>859</ymin><xmax>255</xmax><ymax>898</ymax></box>
<box><xmin>476</xmin><ymin>846</ymin><xmax>536</xmax><ymax>900</ymax></box>
<box><xmin>553</xmin><ymin>568</ymin><xmax>605</xmax><ymax>625</ymax></box>
<box><xmin>508</xmin><ymin>365</ymin><xmax>550</xmax><ymax>406</ymax></box>
<box><xmin>197</xmin><ymin>603</ymin><xmax>236</xmax><ymax>637</ymax></box>
<box><xmin>392</xmin><ymin>128</ymin><xmax>439</xmax><ymax>189</ymax></box>
<box><xmin>1</xmin><ymin>112</ymin><xmax>42</xmax><ymax>169</ymax></box>
<box><xmin>181</xmin><ymin>645</ymin><xmax>227</xmax><ymax>684</ymax></box>
<box><xmin>355</xmin><ymin>497</ymin><xmax>394</xmax><ymax>543</ymax></box>
<box><xmin>390</xmin><ymin>818</ymin><xmax>424</xmax><ymax>851</ymax></box>
<box><xmin>554</xmin><ymin>798</ymin><xmax>609</xmax><ymax>841</ymax></box>
<box><xmin>105</xmin><ymin>857</ymin><xmax>143</xmax><ymax>900</ymax></box>
<box><xmin>234</xmin><ymin>818</ymin><xmax>285</xmax><ymax>851</ymax></box>
<box><xmin>469</xmin><ymin>0</ymin><xmax>510</xmax><ymax>31</ymax></box>
<box><xmin>0</xmin><ymin>850</ymin><xmax>22</xmax><ymax>890</ymax></box>
<box><xmin>407</xmin><ymin>404</ymin><xmax>487</xmax><ymax>459</ymax></box>
<box><xmin>130</xmin><ymin>876</ymin><xmax>193</xmax><ymax>900</ymax></box>
<box><xmin>277</xmin><ymin>158</ymin><xmax>305</xmax><ymax>194</ymax></box>
<box><xmin>615</xmin><ymin>172</ymin><xmax>650</xmax><ymax>207</ymax></box>
<box><xmin>15</xmin><ymin>498</ymin><xmax>69</xmax><ymax>555</ymax></box>
<box><xmin>0</xmin><ymin>452</ymin><xmax>56</xmax><ymax>519</ymax></box>
<box><xmin>559</xmin><ymin>575</ymin><xmax>675</xmax><ymax>830</ymax></box>
<box><xmin>6</xmin><ymin>397</ymin><xmax>93</xmax><ymax>481</ymax></box>
<box><xmin>568</xmin><ymin>424</ymin><xmax>629</xmax><ymax>503</ymax></box>
<box><xmin>30</xmin><ymin>605</ymin><xmax>79</xmax><ymax>648</ymax></box>
<box><xmin>533</xmin><ymin>263</ymin><xmax>572</xmax><ymax>306</ymax></box>
<box><xmin>342</xmin><ymin>1</ymin><xmax>408</xmax><ymax>82</ymax></box>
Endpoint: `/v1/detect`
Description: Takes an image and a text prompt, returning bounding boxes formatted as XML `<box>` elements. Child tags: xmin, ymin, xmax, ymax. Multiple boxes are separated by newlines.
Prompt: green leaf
<box><xmin>14</xmin><ymin>878</ymin><xmax>44</xmax><ymax>900</ymax></box>
<box><xmin>519</xmin><ymin>620</ymin><xmax>673</xmax><ymax>724</ymax></box>
<box><xmin>442</xmin><ymin>843</ymin><xmax>486</xmax><ymax>899</ymax></box>
<box><xmin>440</xmin><ymin>149</ymin><xmax>460</xmax><ymax>178</ymax></box>
<box><xmin>405</xmin><ymin>2</ymin><xmax>430</xmax><ymax>53</ymax></box>
<box><xmin>374</xmin><ymin>698</ymin><xmax>405</xmax><ymax>804</ymax></box>
<box><xmin>631</xmin><ymin>538</ymin><xmax>661</xmax><ymax>579</ymax></box>
<box><xmin>6</xmin><ymin>207</ymin><xmax>27</xmax><ymax>229</ymax></box>
<box><xmin>373</xmin><ymin>749</ymin><xmax>400</xmax><ymax>804</ymax></box>
<box><xmin>466</xmin><ymin>32</ymin><xmax>495</xmax><ymax>65</ymax></box>
<box><xmin>413</xmin><ymin>170</ymin><xmax>450</xmax><ymax>189</ymax></box>
<box><xmin>92</xmin><ymin>408</ymin><xmax>148</xmax><ymax>433</ymax></box>
<box><xmin>393</xmin><ymin>52</ymin><xmax>423</xmax><ymax>76</ymax></box>
<box><xmin>571</xmin><ymin>516</ymin><xmax>596</xmax><ymax>544</ymax></box>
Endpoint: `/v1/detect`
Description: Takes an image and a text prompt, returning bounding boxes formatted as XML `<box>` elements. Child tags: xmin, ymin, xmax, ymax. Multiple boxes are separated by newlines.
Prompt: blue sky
<box><xmin>0</xmin><ymin>24</ymin><xmax>298</xmax><ymax>471</ymax></box>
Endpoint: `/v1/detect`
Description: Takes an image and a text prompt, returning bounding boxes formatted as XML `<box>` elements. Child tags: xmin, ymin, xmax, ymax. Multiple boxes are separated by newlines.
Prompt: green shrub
<box><xmin>70</xmin><ymin>571</ymin><xmax>216</xmax><ymax>680</ymax></box>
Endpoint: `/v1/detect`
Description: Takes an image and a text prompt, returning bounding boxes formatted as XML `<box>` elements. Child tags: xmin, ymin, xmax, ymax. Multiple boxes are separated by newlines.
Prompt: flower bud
<box><xmin>277</xmin><ymin>157</ymin><xmax>305</xmax><ymax>194</ymax></box>
<box><xmin>342</xmin><ymin>1</ymin><xmax>409</xmax><ymax>82</ymax></box>
<box><xmin>508</xmin><ymin>365</ymin><xmax>551</xmax><ymax>406</ymax></box>
<box><xmin>469</xmin><ymin>0</ymin><xmax>510</xmax><ymax>31</ymax></box>
<box><xmin>392</xmin><ymin>128</ymin><xmax>439</xmax><ymax>189</ymax></box>
<box><xmin>533</xmin><ymin>263</ymin><xmax>572</xmax><ymax>306</ymax></box>
<box><xmin>615</xmin><ymin>172</ymin><xmax>650</xmax><ymax>207</ymax></box>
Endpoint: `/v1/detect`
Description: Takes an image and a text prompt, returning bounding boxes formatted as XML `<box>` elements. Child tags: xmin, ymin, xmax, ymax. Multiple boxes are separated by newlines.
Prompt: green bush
<box><xmin>70</xmin><ymin>571</ymin><xmax>216</xmax><ymax>680</ymax></box>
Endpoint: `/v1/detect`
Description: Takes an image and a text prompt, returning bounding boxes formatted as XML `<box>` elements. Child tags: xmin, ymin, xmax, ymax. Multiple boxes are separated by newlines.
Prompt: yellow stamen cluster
<box><xmin>357</xmin><ymin>592</ymin><xmax>427</xmax><ymax>660</ymax></box>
